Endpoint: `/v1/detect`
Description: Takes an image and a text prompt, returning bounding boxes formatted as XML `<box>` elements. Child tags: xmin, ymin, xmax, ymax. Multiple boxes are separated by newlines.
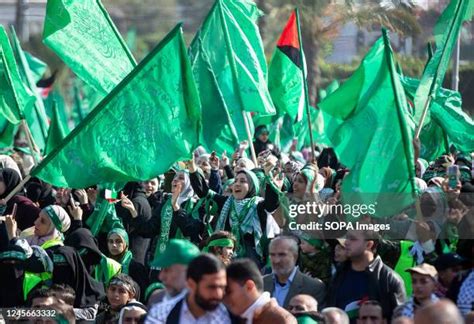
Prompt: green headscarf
<box><xmin>108</xmin><ymin>228</ymin><xmax>129</xmax><ymax>247</ymax></box>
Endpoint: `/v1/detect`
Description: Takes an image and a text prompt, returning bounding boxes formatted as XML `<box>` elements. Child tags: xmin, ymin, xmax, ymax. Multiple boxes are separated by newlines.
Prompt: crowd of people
<box><xmin>0</xmin><ymin>125</ymin><xmax>472</xmax><ymax>324</ymax></box>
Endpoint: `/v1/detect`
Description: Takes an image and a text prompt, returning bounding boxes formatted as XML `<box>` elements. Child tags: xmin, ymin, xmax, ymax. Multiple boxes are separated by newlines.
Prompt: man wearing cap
<box><xmin>393</xmin><ymin>263</ymin><xmax>439</xmax><ymax>320</ymax></box>
<box><xmin>434</xmin><ymin>252</ymin><xmax>466</xmax><ymax>298</ymax></box>
<box><xmin>145</xmin><ymin>254</ymin><xmax>234</xmax><ymax>324</ymax></box>
<box><xmin>147</xmin><ymin>239</ymin><xmax>200</xmax><ymax>308</ymax></box>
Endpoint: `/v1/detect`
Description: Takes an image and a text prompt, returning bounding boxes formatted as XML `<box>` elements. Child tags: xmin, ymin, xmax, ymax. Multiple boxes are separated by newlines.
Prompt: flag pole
<box><xmin>242</xmin><ymin>111</ymin><xmax>258</xmax><ymax>165</ymax></box>
<box><xmin>414</xmin><ymin>95</ymin><xmax>433</xmax><ymax>139</ymax></box>
<box><xmin>2</xmin><ymin>175</ymin><xmax>31</xmax><ymax>203</ymax></box>
<box><xmin>21</xmin><ymin>119</ymin><xmax>40</xmax><ymax>165</ymax></box>
<box><xmin>295</xmin><ymin>8</ymin><xmax>316</xmax><ymax>163</ymax></box>
<box><xmin>415</xmin><ymin>0</ymin><xmax>464</xmax><ymax>138</ymax></box>
<box><xmin>451</xmin><ymin>35</ymin><xmax>460</xmax><ymax>91</ymax></box>
<box><xmin>217</xmin><ymin>0</ymin><xmax>258</xmax><ymax>165</ymax></box>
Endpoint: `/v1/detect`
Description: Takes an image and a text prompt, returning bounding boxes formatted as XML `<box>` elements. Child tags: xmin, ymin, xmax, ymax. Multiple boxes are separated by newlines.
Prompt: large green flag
<box><xmin>189</xmin><ymin>0</ymin><xmax>275</xmax><ymax>153</ymax></box>
<box><xmin>403</xmin><ymin>75</ymin><xmax>474</xmax><ymax>158</ymax></box>
<box><xmin>31</xmin><ymin>24</ymin><xmax>201</xmax><ymax>189</ymax></box>
<box><xmin>43</xmin><ymin>0</ymin><xmax>136</xmax><ymax>96</ymax></box>
<box><xmin>45</xmin><ymin>100</ymin><xmax>68</xmax><ymax>155</ymax></box>
<box><xmin>414</xmin><ymin>0</ymin><xmax>473</xmax><ymax>126</ymax></box>
<box><xmin>318</xmin><ymin>32</ymin><xmax>416</xmax><ymax>218</ymax></box>
<box><xmin>0</xmin><ymin>26</ymin><xmax>35</xmax><ymax>124</ymax></box>
<box><xmin>10</xmin><ymin>27</ymin><xmax>49</xmax><ymax>150</ymax></box>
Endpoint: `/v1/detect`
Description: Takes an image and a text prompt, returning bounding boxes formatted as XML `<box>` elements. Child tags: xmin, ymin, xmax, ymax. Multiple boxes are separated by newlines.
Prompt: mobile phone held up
<box><xmin>447</xmin><ymin>165</ymin><xmax>459</xmax><ymax>189</ymax></box>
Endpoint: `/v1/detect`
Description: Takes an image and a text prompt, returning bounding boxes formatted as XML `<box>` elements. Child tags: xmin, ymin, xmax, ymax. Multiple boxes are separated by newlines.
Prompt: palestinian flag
<box><xmin>268</xmin><ymin>9</ymin><xmax>306</xmax><ymax>122</ymax></box>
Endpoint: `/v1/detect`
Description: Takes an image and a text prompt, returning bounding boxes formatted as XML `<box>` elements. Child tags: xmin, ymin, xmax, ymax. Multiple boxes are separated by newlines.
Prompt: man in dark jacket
<box><xmin>328</xmin><ymin>230</ymin><xmax>406</xmax><ymax>323</ymax></box>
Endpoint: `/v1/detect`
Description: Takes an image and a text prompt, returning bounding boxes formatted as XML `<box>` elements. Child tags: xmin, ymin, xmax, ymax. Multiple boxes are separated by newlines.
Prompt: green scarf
<box><xmin>120</xmin><ymin>250</ymin><xmax>133</xmax><ymax>275</ymax></box>
<box><xmin>216</xmin><ymin>196</ymin><xmax>263</xmax><ymax>257</ymax></box>
<box><xmin>152</xmin><ymin>198</ymin><xmax>195</xmax><ymax>267</ymax></box>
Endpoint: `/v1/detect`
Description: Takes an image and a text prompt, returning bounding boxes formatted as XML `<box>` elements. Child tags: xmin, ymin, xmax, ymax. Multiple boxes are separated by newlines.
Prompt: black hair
<box><xmin>29</xmin><ymin>287</ymin><xmax>54</xmax><ymax>304</ymax></box>
<box><xmin>187</xmin><ymin>254</ymin><xmax>225</xmax><ymax>283</ymax></box>
<box><xmin>226</xmin><ymin>259</ymin><xmax>263</xmax><ymax>292</ymax></box>
<box><xmin>49</xmin><ymin>284</ymin><xmax>76</xmax><ymax>306</ymax></box>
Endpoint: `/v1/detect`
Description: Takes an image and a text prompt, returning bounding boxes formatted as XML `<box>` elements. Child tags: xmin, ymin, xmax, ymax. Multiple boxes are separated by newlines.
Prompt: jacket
<box><xmin>263</xmin><ymin>269</ymin><xmax>326</xmax><ymax>309</ymax></box>
<box><xmin>327</xmin><ymin>255</ymin><xmax>406</xmax><ymax>321</ymax></box>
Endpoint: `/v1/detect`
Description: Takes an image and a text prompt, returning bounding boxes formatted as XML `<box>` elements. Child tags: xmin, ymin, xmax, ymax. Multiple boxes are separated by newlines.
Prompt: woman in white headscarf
<box><xmin>125</xmin><ymin>170</ymin><xmax>203</xmax><ymax>267</ymax></box>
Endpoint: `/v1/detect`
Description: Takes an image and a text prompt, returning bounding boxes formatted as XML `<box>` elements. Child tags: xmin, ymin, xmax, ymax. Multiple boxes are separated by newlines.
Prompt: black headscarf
<box><xmin>25</xmin><ymin>177</ymin><xmax>55</xmax><ymax>208</ymax></box>
<box><xmin>64</xmin><ymin>228</ymin><xmax>103</xmax><ymax>270</ymax></box>
<box><xmin>0</xmin><ymin>168</ymin><xmax>22</xmax><ymax>199</ymax></box>
<box><xmin>51</xmin><ymin>245</ymin><xmax>105</xmax><ymax>308</ymax></box>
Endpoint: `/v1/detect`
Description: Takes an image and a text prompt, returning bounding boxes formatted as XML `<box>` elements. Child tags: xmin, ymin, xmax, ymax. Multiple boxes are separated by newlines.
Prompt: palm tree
<box><xmin>262</xmin><ymin>0</ymin><xmax>421</xmax><ymax>105</ymax></box>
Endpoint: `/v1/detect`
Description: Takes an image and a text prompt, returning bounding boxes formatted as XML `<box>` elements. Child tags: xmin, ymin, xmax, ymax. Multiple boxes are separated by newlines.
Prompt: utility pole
<box><xmin>15</xmin><ymin>0</ymin><xmax>29</xmax><ymax>41</ymax></box>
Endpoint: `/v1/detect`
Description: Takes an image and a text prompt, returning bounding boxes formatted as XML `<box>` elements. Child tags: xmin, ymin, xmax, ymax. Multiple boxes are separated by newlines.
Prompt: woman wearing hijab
<box><xmin>0</xmin><ymin>168</ymin><xmax>41</xmax><ymax>250</ymax></box>
<box><xmin>117</xmin><ymin>301</ymin><xmax>148</xmax><ymax>324</ymax></box>
<box><xmin>116</xmin><ymin>181</ymin><xmax>152</xmax><ymax>265</ymax></box>
<box><xmin>96</xmin><ymin>274</ymin><xmax>140</xmax><ymax>324</ymax></box>
<box><xmin>188</xmin><ymin>155</ymin><xmax>281</xmax><ymax>266</ymax></box>
<box><xmin>64</xmin><ymin>228</ymin><xmax>121</xmax><ymax>286</ymax></box>
<box><xmin>125</xmin><ymin>171</ymin><xmax>204</xmax><ymax>268</ymax></box>
<box><xmin>4</xmin><ymin>206</ymin><xmax>105</xmax><ymax>313</ymax></box>
<box><xmin>106</xmin><ymin>228</ymin><xmax>149</xmax><ymax>300</ymax></box>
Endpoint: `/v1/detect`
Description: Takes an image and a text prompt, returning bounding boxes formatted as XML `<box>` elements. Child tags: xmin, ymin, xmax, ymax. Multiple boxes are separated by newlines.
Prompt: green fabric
<box><xmin>43</xmin><ymin>0</ymin><xmax>136</xmax><ymax>96</ymax></box>
<box><xmin>189</xmin><ymin>0</ymin><xmax>274</xmax><ymax>153</ymax></box>
<box><xmin>24</xmin><ymin>51</ymin><xmax>47</xmax><ymax>83</ymax></box>
<box><xmin>108</xmin><ymin>227</ymin><xmax>129</xmax><ymax>246</ymax></box>
<box><xmin>43</xmin><ymin>90</ymin><xmax>70</xmax><ymax>137</ymax></box>
<box><xmin>0</xmin><ymin>26</ymin><xmax>35</xmax><ymax>124</ymax></box>
<box><xmin>31</xmin><ymin>25</ymin><xmax>201</xmax><ymax>189</ymax></box>
<box><xmin>0</xmin><ymin>250</ymin><xmax>27</xmax><ymax>261</ymax></box>
<box><xmin>23</xmin><ymin>272</ymin><xmax>44</xmax><ymax>301</ymax></box>
<box><xmin>95</xmin><ymin>255</ymin><xmax>121</xmax><ymax>284</ymax></box>
<box><xmin>318</xmin><ymin>33</ymin><xmax>416</xmax><ymax>218</ymax></box>
<box><xmin>402</xmin><ymin>76</ymin><xmax>474</xmax><ymax>159</ymax></box>
<box><xmin>394</xmin><ymin>240</ymin><xmax>416</xmax><ymax>296</ymax></box>
<box><xmin>153</xmin><ymin>199</ymin><xmax>174</xmax><ymax>263</ymax></box>
<box><xmin>144</xmin><ymin>282</ymin><xmax>164</xmax><ymax>302</ymax></box>
<box><xmin>45</xmin><ymin>100</ymin><xmax>68</xmax><ymax>155</ymax></box>
<box><xmin>119</xmin><ymin>250</ymin><xmax>133</xmax><ymax>275</ymax></box>
<box><xmin>0</xmin><ymin>118</ymin><xmax>17</xmax><ymax>148</ymax></box>
<box><xmin>203</xmin><ymin>238</ymin><xmax>235</xmax><ymax>252</ymax></box>
<box><xmin>150</xmin><ymin>239</ymin><xmax>200</xmax><ymax>269</ymax></box>
<box><xmin>414</xmin><ymin>0</ymin><xmax>473</xmax><ymax>126</ymax></box>
<box><xmin>44</xmin><ymin>205</ymin><xmax>64</xmax><ymax>232</ymax></box>
<box><xmin>86</xmin><ymin>195</ymin><xmax>123</xmax><ymax>236</ymax></box>
<box><xmin>10</xmin><ymin>26</ymin><xmax>49</xmax><ymax>149</ymax></box>
<box><xmin>268</xmin><ymin>27</ymin><xmax>304</xmax><ymax>121</ymax></box>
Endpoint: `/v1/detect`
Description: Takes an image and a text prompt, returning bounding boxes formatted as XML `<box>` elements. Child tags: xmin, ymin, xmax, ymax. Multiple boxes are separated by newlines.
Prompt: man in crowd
<box><xmin>147</xmin><ymin>239</ymin><xmax>200</xmax><ymax>306</ymax></box>
<box><xmin>327</xmin><ymin>230</ymin><xmax>406</xmax><ymax>322</ymax></box>
<box><xmin>263</xmin><ymin>236</ymin><xmax>326</xmax><ymax>309</ymax></box>
<box><xmin>224</xmin><ymin>258</ymin><xmax>296</xmax><ymax>324</ymax></box>
<box><xmin>288</xmin><ymin>294</ymin><xmax>318</xmax><ymax>314</ymax></box>
<box><xmin>357</xmin><ymin>300</ymin><xmax>386</xmax><ymax>324</ymax></box>
<box><xmin>145</xmin><ymin>254</ymin><xmax>232</xmax><ymax>323</ymax></box>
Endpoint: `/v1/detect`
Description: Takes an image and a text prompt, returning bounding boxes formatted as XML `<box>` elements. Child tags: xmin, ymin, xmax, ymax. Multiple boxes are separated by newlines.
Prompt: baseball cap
<box><xmin>406</xmin><ymin>263</ymin><xmax>438</xmax><ymax>280</ymax></box>
<box><xmin>434</xmin><ymin>253</ymin><xmax>467</xmax><ymax>272</ymax></box>
<box><xmin>150</xmin><ymin>239</ymin><xmax>200</xmax><ymax>268</ymax></box>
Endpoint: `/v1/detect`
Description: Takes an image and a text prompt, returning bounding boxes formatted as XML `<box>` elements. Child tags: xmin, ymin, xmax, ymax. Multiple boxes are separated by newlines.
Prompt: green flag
<box><xmin>10</xmin><ymin>26</ymin><xmax>49</xmax><ymax>150</ymax></box>
<box><xmin>414</xmin><ymin>0</ymin><xmax>473</xmax><ymax>126</ymax></box>
<box><xmin>318</xmin><ymin>32</ymin><xmax>416</xmax><ymax>218</ymax></box>
<box><xmin>45</xmin><ymin>100</ymin><xmax>68</xmax><ymax>155</ymax></box>
<box><xmin>0</xmin><ymin>26</ymin><xmax>35</xmax><ymax>124</ymax></box>
<box><xmin>404</xmin><ymin>76</ymin><xmax>474</xmax><ymax>157</ymax></box>
<box><xmin>31</xmin><ymin>24</ymin><xmax>201</xmax><ymax>188</ymax></box>
<box><xmin>24</xmin><ymin>51</ymin><xmax>47</xmax><ymax>83</ymax></box>
<box><xmin>43</xmin><ymin>0</ymin><xmax>136</xmax><ymax>96</ymax></box>
<box><xmin>189</xmin><ymin>0</ymin><xmax>275</xmax><ymax>153</ymax></box>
